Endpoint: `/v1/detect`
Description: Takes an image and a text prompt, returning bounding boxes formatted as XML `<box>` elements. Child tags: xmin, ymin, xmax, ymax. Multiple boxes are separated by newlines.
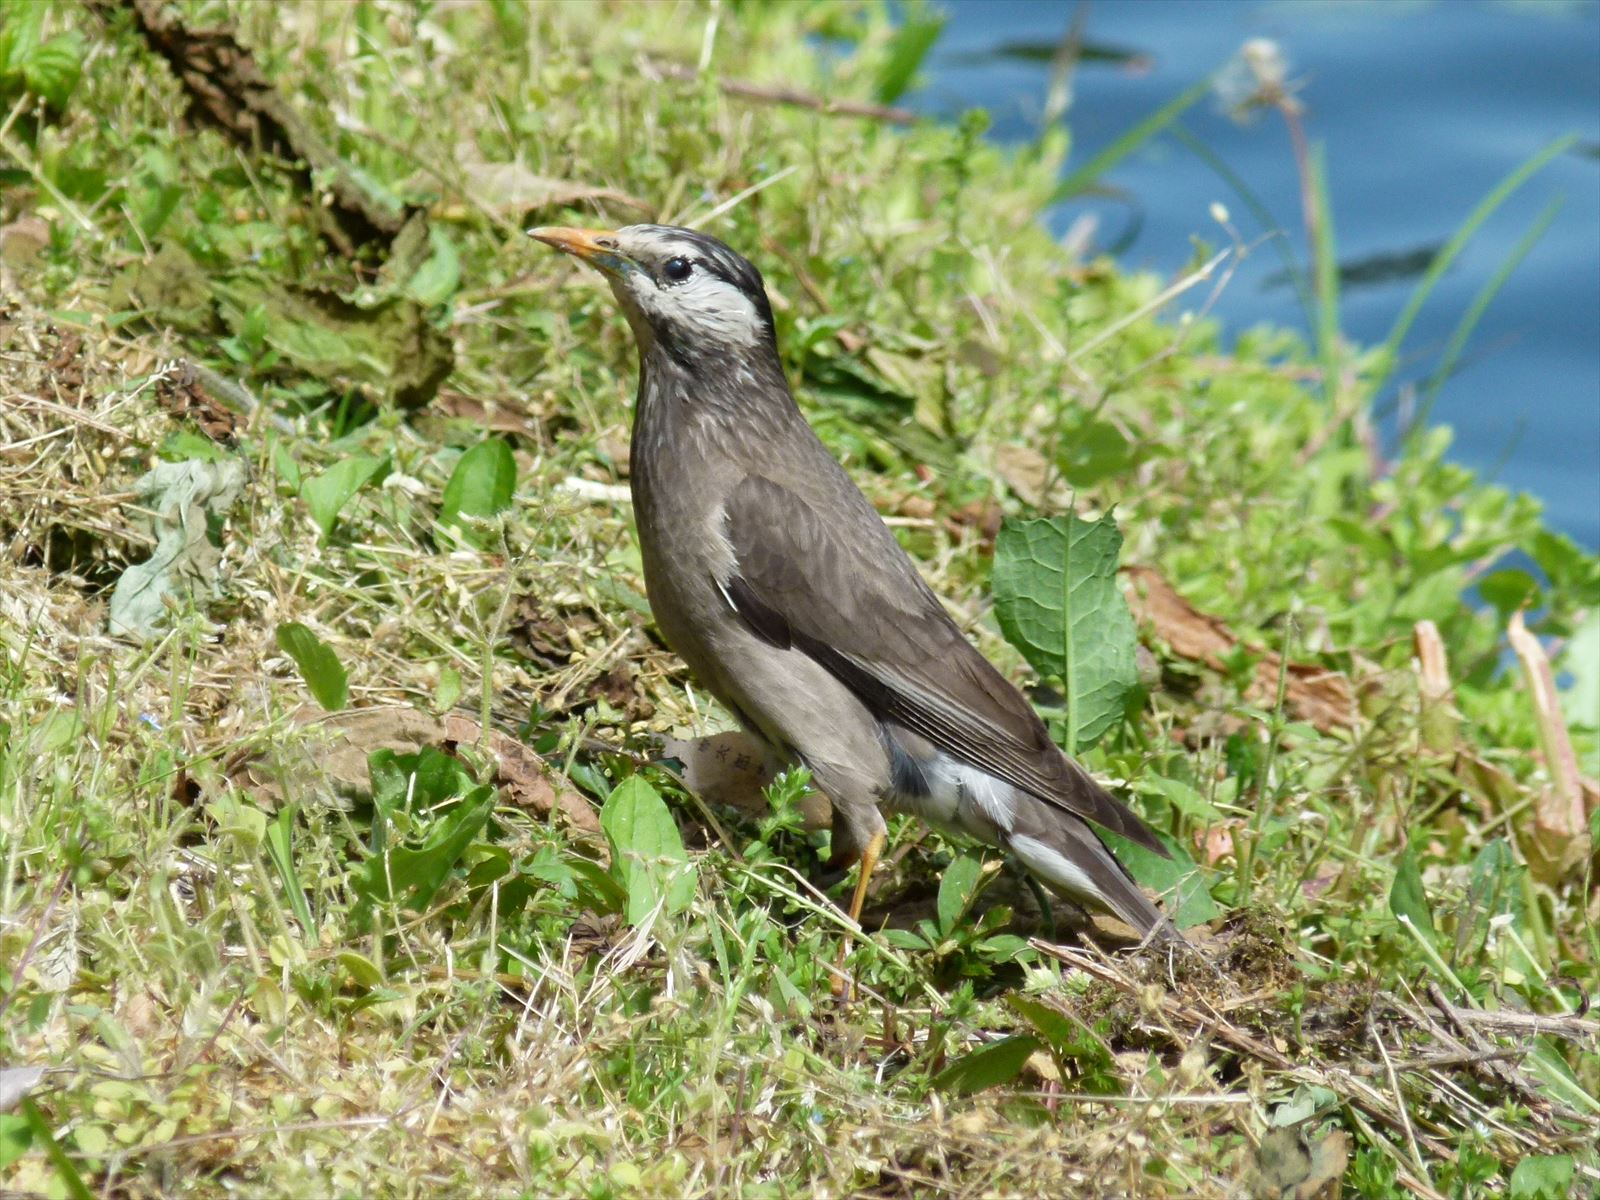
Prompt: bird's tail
<box><xmin>1004</xmin><ymin>795</ymin><xmax>1186</xmax><ymax>947</ymax></box>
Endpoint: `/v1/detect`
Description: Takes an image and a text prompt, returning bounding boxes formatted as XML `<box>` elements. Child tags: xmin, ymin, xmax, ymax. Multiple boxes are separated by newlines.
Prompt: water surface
<box><xmin>915</xmin><ymin>0</ymin><xmax>1600</xmax><ymax>548</ymax></box>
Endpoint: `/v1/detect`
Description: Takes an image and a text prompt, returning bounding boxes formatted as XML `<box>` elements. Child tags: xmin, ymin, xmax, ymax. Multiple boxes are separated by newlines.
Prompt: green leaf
<box><xmin>1007</xmin><ymin>995</ymin><xmax>1084</xmax><ymax>1060</ymax></box>
<box><xmin>1559</xmin><ymin>609</ymin><xmax>1600</xmax><ymax>735</ymax></box>
<box><xmin>1452</xmin><ymin>837</ymin><xmax>1512</xmax><ymax>964</ymax></box>
<box><xmin>1524</xmin><ymin>1038</ymin><xmax>1600</xmax><ymax>1117</ymax></box>
<box><xmin>1477</xmin><ymin>568</ymin><xmax>1541</xmax><ymax>615</ymax></box>
<box><xmin>0</xmin><ymin>5</ymin><xmax>45</xmax><ymax>78</ymax></box>
<box><xmin>405</xmin><ymin>225</ymin><xmax>461</xmax><ymax>307</ymax></box>
<box><xmin>20</xmin><ymin>31</ymin><xmax>84</xmax><ymax>110</ymax></box>
<box><xmin>439</xmin><ymin>439</ymin><xmax>517</xmax><ymax>546</ymax></box>
<box><xmin>159</xmin><ymin>428</ymin><xmax>232</xmax><ymax>464</ymax></box>
<box><xmin>992</xmin><ymin>512</ymin><xmax>1139</xmax><ymax>753</ymax></box>
<box><xmin>1507</xmin><ymin>1154</ymin><xmax>1574</xmax><ymax>1200</ymax></box>
<box><xmin>1100</xmin><ymin>828</ymin><xmax>1220</xmax><ymax>929</ymax></box>
<box><xmin>355</xmin><ymin>786</ymin><xmax>495</xmax><ymax>911</ymax></box>
<box><xmin>338</xmin><ymin>951</ymin><xmax>385</xmax><ymax>990</ymax></box>
<box><xmin>275</xmin><ymin>621</ymin><xmax>348</xmax><ymax>711</ymax></box>
<box><xmin>931</xmin><ymin>1034</ymin><xmax>1039</xmax><ymax>1096</ymax></box>
<box><xmin>601</xmin><ymin>777</ymin><xmax>696</xmax><ymax>927</ymax></box>
<box><xmin>1056</xmin><ymin>418</ymin><xmax>1135</xmax><ymax>487</ymax></box>
<box><xmin>874</xmin><ymin>8</ymin><xmax>945</xmax><ymax>104</ymax></box>
<box><xmin>0</xmin><ymin>1112</ymin><xmax>31</xmax><ymax>1172</ymax></box>
<box><xmin>935</xmin><ymin>853</ymin><xmax>983</xmax><ymax>937</ymax></box>
<box><xmin>301</xmin><ymin>454</ymin><xmax>386</xmax><ymax>536</ymax></box>
<box><xmin>1389</xmin><ymin>845</ymin><xmax>1437</xmax><ymax>943</ymax></box>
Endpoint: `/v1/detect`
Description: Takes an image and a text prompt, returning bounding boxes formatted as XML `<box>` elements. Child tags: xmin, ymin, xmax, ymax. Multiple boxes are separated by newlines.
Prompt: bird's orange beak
<box><xmin>528</xmin><ymin>226</ymin><xmax>632</xmax><ymax>277</ymax></box>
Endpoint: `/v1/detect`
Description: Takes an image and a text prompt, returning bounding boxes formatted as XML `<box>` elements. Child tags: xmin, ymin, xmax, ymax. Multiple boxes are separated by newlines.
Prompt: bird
<box><xmin>531</xmin><ymin>223</ymin><xmax>1183</xmax><ymax>951</ymax></box>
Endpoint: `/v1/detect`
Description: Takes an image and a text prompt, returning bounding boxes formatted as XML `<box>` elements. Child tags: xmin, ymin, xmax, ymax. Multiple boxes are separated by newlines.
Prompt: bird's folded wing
<box><xmin>721</xmin><ymin>473</ymin><xmax>1166</xmax><ymax>856</ymax></box>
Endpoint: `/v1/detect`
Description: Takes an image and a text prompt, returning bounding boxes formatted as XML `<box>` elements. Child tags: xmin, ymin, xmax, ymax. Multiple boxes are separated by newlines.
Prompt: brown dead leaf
<box><xmin>1250</xmin><ymin>1124</ymin><xmax>1349</xmax><ymax>1200</ymax></box>
<box><xmin>0</xmin><ymin>216</ymin><xmax>50</xmax><ymax>265</ymax></box>
<box><xmin>1123</xmin><ymin>565</ymin><xmax>1357</xmax><ymax>734</ymax></box>
<box><xmin>659</xmin><ymin>730</ymin><xmax>831</xmax><ymax>829</ymax></box>
<box><xmin>157</xmin><ymin>361</ymin><xmax>239</xmax><ymax>444</ymax></box>
<box><xmin>991</xmin><ymin>443</ymin><xmax>1051</xmax><ymax>507</ymax></box>
<box><xmin>431</xmin><ymin>390</ymin><xmax>541</xmax><ymax>439</ymax></box>
<box><xmin>238</xmin><ymin>706</ymin><xmax>599</xmax><ymax>835</ymax></box>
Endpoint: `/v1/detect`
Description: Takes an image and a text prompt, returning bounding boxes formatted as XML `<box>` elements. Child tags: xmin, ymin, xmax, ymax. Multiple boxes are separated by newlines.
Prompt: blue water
<box><xmin>913</xmin><ymin>0</ymin><xmax>1600</xmax><ymax>549</ymax></box>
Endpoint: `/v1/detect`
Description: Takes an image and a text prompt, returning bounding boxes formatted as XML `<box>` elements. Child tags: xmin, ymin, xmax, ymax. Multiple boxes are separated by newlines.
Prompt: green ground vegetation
<box><xmin>1</xmin><ymin>2</ymin><xmax>1596</xmax><ymax>1196</ymax></box>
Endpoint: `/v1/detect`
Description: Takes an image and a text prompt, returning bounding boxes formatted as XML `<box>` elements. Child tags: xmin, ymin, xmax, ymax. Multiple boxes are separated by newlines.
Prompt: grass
<box><xmin>2</xmin><ymin>2</ymin><xmax>1598</xmax><ymax>1197</ymax></box>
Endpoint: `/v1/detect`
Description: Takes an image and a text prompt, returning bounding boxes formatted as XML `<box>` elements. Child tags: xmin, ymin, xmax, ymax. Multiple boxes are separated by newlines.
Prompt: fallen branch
<box><xmin>105</xmin><ymin>0</ymin><xmax>410</xmax><ymax>252</ymax></box>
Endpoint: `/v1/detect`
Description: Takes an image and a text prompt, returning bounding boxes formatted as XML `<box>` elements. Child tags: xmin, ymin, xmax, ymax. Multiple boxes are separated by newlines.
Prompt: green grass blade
<box><xmin>1411</xmin><ymin>195</ymin><xmax>1563</xmax><ymax>438</ymax></box>
<box><xmin>1306</xmin><ymin>143</ymin><xmax>1340</xmax><ymax>407</ymax></box>
<box><xmin>1372</xmin><ymin>132</ymin><xmax>1578</xmax><ymax>400</ymax></box>
<box><xmin>266</xmin><ymin>804</ymin><xmax>318</xmax><ymax>936</ymax></box>
<box><xmin>1050</xmin><ymin>77</ymin><xmax>1211</xmax><ymax>204</ymax></box>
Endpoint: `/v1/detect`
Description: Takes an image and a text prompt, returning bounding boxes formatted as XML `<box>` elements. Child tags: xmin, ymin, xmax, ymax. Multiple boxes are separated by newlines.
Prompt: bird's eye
<box><xmin>663</xmin><ymin>256</ymin><xmax>693</xmax><ymax>283</ymax></box>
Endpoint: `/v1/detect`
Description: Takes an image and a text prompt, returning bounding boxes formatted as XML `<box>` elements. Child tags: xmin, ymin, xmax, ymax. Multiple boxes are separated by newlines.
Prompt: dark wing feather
<box><xmin>722</xmin><ymin>473</ymin><xmax>1166</xmax><ymax>857</ymax></box>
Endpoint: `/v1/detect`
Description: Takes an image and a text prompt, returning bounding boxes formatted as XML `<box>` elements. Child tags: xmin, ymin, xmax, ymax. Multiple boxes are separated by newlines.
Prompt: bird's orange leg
<box><xmin>832</xmin><ymin>830</ymin><xmax>887</xmax><ymax>999</ymax></box>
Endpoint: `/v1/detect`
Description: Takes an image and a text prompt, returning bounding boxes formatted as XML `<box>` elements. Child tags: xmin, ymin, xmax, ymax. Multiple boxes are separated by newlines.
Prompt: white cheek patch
<box><xmin>681</xmin><ymin>276</ymin><xmax>765</xmax><ymax>348</ymax></box>
<box><xmin>632</xmin><ymin>273</ymin><xmax>763</xmax><ymax>351</ymax></box>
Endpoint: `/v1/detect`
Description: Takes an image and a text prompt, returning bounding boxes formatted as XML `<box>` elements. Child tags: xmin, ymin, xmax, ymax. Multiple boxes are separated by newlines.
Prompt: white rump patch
<box><xmin>895</xmin><ymin>752</ymin><xmax>1018</xmax><ymax>840</ymax></box>
<box><xmin>1009</xmin><ymin>834</ymin><xmax>1100</xmax><ymax>904</ymax></box>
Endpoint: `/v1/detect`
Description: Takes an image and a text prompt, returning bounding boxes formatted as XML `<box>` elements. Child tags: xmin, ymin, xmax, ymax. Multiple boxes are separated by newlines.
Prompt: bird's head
<box><xmin>531</xmin><ymin>224</ymin><xmax>776</xmax><ymax>363</ymax></box>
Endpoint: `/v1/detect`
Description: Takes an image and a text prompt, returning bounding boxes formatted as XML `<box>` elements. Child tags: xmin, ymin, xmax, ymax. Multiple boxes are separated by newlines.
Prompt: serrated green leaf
<box><xmin>1389</xmin><ymin>845</ymin><xmax>1436</xmax><ymax>943</ymax></box>
<box><xmin>602</xmin><ymin>777</ymin><xmax>696</xmax><ymax>927</ymax></box>
<box><xmin>439</xmin><ymin>439</ymin><xmax>516</xmax><ymax>546</ymax></box>
<box><xmin>930</xmin><ymin>1034</ymin><xmax>1038</xmax><ymax>1096</ymax></box>
<box><xmin>301</xmin><ymin>454</ymin><xmax>386</xmax><ymax>536</ymax></box>
<box><xmin>992</xmin><ymin>512</ymin><xmax>1139</xmax><ymax>752</ymax></box>
<box><xmin>0</xmin><ymin>6</ymin><xmax>45</xmax><ymax>78</ymax></box>
<box><xmin>275</xmin><ymin>621</ymin><xmax>348</xmax><ymax>711</ymax></box>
